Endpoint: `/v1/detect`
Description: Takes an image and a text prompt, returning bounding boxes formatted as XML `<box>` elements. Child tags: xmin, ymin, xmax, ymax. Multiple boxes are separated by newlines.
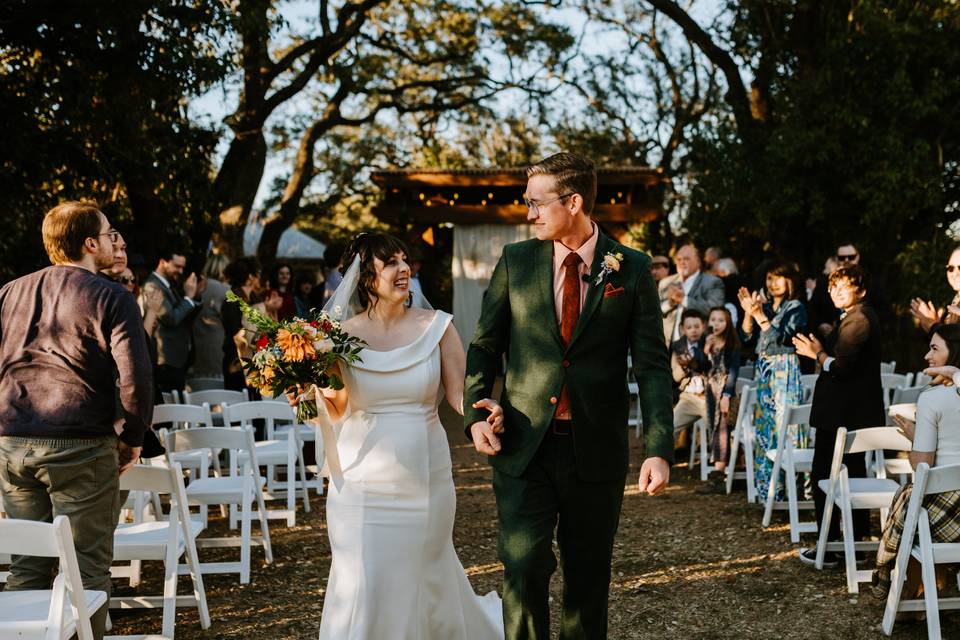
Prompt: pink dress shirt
<box><xmin>551</xmin><ymin>223</ymin><xmax>599</xmax><ymax>419</ymax></box>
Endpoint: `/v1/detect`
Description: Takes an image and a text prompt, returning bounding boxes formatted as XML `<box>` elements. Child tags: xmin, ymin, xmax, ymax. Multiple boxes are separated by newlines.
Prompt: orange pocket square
<box><xmin>603</xmin><ymin>283</ymin><xmax>625</xmax><ymax>298</ymax></box>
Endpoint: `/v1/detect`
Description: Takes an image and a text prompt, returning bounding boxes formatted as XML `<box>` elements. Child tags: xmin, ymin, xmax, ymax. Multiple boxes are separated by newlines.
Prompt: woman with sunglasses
<box><xmin>911</xmin><ymin>246</ymin><xmax>960</xmax><ymax>333</ymax></box>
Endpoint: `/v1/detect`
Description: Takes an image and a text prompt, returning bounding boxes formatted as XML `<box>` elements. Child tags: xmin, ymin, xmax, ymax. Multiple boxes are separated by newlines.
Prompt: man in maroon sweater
<box><xmin>0</xmin><ymin>201</ymin><xmax>153</xmax><ymax>638</ymax></box>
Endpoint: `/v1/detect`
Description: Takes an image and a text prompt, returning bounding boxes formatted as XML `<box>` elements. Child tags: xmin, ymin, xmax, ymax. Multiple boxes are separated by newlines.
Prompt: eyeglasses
<box><xmin>523</xmin><ymin>193</ymin><xmax>574</xmax><ymax>215</ymax></box>
<box><xmin>946</xmin><ymin>265</ymin><xmax>960</xmax><ymax>273</ymax></box>
<box><xmin>119</xmin><ymin>276</ymin><xmax>136</xmax><ymax>285</ymax></box>
<box><xmin>836</xmin><ymin>253</ymin><xmax>858</xmax><ymax>262</ymax></box>
<box><xmin>98</xmin><ymin>230</ymin><xmax>120</xmax><ymax>244</ymax></box>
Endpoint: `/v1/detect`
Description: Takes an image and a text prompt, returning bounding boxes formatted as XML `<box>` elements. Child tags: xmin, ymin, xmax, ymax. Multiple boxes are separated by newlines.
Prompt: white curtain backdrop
<box><xmin>452</xmin><ymin>224</ymin><xmax>534</xmax><ymax>347</ymax></box>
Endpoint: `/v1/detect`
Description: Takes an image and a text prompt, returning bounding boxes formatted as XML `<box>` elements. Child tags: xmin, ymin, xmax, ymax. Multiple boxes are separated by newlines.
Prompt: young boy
<box><xmin>671</xmin><ymin>309</ymin><xmax>709</xmax><ymax>442</ymax></box>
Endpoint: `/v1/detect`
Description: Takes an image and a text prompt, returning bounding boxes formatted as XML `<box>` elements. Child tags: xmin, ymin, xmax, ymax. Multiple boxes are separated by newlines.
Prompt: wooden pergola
<box><xmin>371</xmin><ymin>167</ymin><xmax>664</xmax><ymax>225</ymax></box>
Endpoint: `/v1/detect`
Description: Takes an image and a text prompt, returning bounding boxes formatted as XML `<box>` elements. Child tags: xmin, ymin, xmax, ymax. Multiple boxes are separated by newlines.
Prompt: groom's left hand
<box><xmin>638</xmin><ymin>457</ymin><xmax>670</xmax><ymax>496</ymax></box>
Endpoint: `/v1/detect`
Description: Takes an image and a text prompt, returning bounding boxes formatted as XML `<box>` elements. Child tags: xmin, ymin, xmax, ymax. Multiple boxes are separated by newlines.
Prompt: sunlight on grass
<box><xmin>464</xmin><ymin>561</ymin><xmax>504</xmax><ymax>577</ymax></box>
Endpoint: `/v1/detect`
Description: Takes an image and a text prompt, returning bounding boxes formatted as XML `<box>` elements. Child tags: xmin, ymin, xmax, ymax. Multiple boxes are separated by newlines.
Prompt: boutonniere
<box><xmin>594</xmin><ymin>251</ymin><xmax>624</xmax><ymax>286</ymax></box>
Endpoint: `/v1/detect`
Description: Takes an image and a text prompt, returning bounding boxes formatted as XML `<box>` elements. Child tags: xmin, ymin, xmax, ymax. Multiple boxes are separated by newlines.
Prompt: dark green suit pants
<box><xmin>493</xmin><ymin>429</ymin><xmax>626</xmax><ymax>640</ymax></box>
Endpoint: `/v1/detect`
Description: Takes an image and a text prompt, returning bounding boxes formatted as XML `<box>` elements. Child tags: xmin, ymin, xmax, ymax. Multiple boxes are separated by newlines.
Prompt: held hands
<box><xmin>470</xmin><ymin>399</ymin><xmax>505</xmax><ymax>456</ymax></box>
<box><xmin>910</xmin><ymin>298</ymin><xmax>940</xmax><ymax>332</ymax></box>
<box><xmin>737</xmin><ymin>287</ymin><xmax>765</xmax><ymax>321</ymax></box>
<box><xmin>143</xmin><ymin>287</ymin><xmax>164</xmax><ymax>314</ymax></box>
<box><xmin>117</xmin><ymin>441</ymin><xmax>141</xmax><ymax>475</ymax></box>
<box><xmin>923</xmin><ymin>365</ymin><xmax>960</xmax><ymax>387</ymax></box>
<box><xmin>792</xmin><ymin>333</ymin><xmax>824</xmax><ymax>361</ymax></box>
<box><xmin>667</xmin><ymin>283</ymin><xmax>684</xmax><ymax>306</ymax></box>
<box><xmin>891</xmin><ymin>413</ymin><xmax>916</xmax><ymax>442</ymax></box>
<box><xmin>183</xmin><ymin>272</ymin><xmax>199</xmax><ymax>299</ymax></box>
<box><xmin>638</xmin><ymin>456</ymin><xmax>670</xmax><ymax>496</ymax></box>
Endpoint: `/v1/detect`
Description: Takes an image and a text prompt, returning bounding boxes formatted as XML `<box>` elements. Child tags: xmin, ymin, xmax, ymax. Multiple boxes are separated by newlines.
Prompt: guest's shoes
<box><xmin>798</xmin><ymin>547</ymin><xmax>839</xmax><ymax>569</ymax></box>
<box><xmin>696</xmin><ymin>470</ymin><xmax>727</xmax><ymax>494</ymax></box>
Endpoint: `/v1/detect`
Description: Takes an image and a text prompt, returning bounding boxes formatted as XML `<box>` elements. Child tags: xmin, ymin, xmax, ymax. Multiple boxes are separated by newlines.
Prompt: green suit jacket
<box><xmin>463</xmin><ymin>232</ymin><xmax>675</xmax><ymax>481</ymax></box>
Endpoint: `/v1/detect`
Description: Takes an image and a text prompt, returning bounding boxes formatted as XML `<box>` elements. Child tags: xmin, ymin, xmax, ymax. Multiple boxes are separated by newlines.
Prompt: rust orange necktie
<box><xmin>556</xmin><ymin>252</ymin><xmax>582</xmax><ymax>417</ymax></box>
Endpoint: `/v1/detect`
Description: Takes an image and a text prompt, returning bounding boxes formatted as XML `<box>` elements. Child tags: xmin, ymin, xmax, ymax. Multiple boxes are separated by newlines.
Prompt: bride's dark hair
<box><xmin>342</xmin><ymin>232</ymin><xmax>410</xmax><ymax>312</ymax></box>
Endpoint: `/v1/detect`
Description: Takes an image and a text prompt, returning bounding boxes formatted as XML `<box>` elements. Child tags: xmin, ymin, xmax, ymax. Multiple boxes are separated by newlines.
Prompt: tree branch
<box><xmin>643</xmin><ymin>0</ymin><xmax>755</xmax><ymax>133</ymax></box>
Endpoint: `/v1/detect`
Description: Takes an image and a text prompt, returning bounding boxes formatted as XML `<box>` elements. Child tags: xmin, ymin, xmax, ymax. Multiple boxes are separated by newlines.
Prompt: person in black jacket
<box><xmin>792</xmin><ymin>265</ymin><xmax>885</xmax><ymax>567</ymax></box>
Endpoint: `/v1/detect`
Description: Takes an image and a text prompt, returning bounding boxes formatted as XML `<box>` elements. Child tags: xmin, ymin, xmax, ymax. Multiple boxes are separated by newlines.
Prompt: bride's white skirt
<box><xmin>318</xmin><ymin>409</ymin><xmax>503</xmax><ymax>640</ymax></box>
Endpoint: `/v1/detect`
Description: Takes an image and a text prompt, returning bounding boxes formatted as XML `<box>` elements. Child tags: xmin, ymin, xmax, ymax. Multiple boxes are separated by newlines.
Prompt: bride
<box><xmin>314</xmin><ymin>232</ymin><xmax>505</xmax><ymax>639</ymax></box>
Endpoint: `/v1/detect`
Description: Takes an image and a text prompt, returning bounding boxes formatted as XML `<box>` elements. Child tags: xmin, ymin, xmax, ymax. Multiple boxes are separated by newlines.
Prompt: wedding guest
<box><xmin>672</xmin><ymin>309</ymin><xmax>709</xmax><ymax>445</ymax></box>
<box><xmin>713</xmin><ymin>257</ymin><xmax>744</xmax><ymax>325</ymax></box>
<box><xmin>704</xmin><ymin>246</ymin><xmax>722</xmax><ymax>272</ymax></box>
<box><xmin>793</xmin><ymin>266</ymin><xmax>884</xmax><ymax>567</ymax></box>
<box><xmin>293</xmin><ymin>269</ymin><xmax>317</xmax><ymax>317</ymax></box>
<box><xmin>809</xmin><ymin>243</ymin><xmax>889</xmax><ymax>339</ymax></box>
<box><xmin>739</xmin><ymin>261</ymin><xmax>808</xmax><ymax>502</ymax></box>
<box><xmin>873</xmin><ymin>324</ymin><xmax>960</xmax><ymax>598</ymax></box>
<box><xmin>650</xmin><ymin>255</ymin><xmax>670</xmax><ymax>283</ymax></box>
<box><xmin>323</xmin><ymin>242</ymin><xmax>346</xmax><ymax>303</ymax></box>
<box><xmin>221</xmin><ymin>257</ymin><xmax>264</xmax><ymax>392</ymax></box>
<box><xmin>910</xmin><ymin>246</ymin><xmax>960</xmax><ymax>333</ymax></box>
<box><xmin>191</xmin><ymin>254</ymin><xmax>230</xmax><ymax>378</ymax></box>
<box><xmin>659</xmin><ymin>244</ymin><xmax>725</xmax><ymax>344</ymax></box>
<box><xmin>142</xmin><ymin>247</ymin><xmax>206</xmax><ymax>393</ymax></box>
<box><xmin>0</xmin><ymin>201</ymin><xmax>153</xmax><ymax>638</ymax></box>
<box><xmin>267</xmin><ymin>262</ymin><xmax>297</xmax><ymax>320</ymax></box>
<box><xmin>699</xmin><ymin>306</ymin><xmax>741</xmax><ymax>493</ymax></box>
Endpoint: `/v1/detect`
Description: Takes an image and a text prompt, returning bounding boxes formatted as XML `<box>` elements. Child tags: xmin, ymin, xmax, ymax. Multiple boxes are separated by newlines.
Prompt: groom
<box><xmin>464</xmin><ymin>152</ymin><xmax>674</xmax><ymax>639</ymax></box>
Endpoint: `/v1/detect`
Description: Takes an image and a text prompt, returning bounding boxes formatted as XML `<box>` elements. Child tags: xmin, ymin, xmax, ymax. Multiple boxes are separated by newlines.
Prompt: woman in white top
<box><xmin>874</xmin><ymin>323</ymin><xmax>960</xmax><ymax>598</ymax></box>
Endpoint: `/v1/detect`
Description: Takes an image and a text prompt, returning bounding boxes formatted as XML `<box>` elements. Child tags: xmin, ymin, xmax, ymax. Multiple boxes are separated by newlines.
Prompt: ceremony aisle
<box><xmin>110</xmin><ymin>405</ymin><xmax>940</xmax><ymax>639</ymax></box>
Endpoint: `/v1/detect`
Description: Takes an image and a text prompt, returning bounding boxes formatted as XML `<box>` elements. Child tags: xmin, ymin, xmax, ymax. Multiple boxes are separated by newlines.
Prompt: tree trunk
<box><xmin>211</xmin><ymin>129</ymin><xmax>267</xmax><ymax>258</ymax></box>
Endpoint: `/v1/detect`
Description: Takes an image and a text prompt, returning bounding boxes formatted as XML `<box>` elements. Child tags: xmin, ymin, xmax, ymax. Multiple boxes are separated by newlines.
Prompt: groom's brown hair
<box><xmin>526</xmin><ymin>152</ymin><xmax>597</xmax><ymax>215</ymax></box>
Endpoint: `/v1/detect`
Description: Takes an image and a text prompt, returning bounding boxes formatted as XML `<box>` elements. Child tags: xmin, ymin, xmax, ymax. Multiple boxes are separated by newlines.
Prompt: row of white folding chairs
<box><xmin>0</xmin><ymin>462</ymin><xmax>208</xmax><ymax>640</ymax></box>
<box><xmin>155</xmin><ymin>399</ymin><xmax>312</xmax><ymax>528</ymax></box>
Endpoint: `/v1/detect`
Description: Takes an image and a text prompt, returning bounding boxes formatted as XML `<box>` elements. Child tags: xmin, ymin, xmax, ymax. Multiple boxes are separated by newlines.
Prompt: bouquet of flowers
<box><xmin>225</xmin><ymin>292</ymin><xmax>365</xmax><ymax>421</ymax></box>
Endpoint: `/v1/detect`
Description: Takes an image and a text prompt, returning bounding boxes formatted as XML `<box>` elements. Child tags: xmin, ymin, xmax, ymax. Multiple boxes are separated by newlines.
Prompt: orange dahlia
<box><xmin>276</xmin><ymin>328</ymin><xmax>316</xmax><ymax>362</ymax></box>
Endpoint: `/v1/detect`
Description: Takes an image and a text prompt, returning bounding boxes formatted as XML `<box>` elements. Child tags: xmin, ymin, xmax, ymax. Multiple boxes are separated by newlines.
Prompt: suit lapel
<box><xmin>569</xmin><ymin>232</ymin><xmax>613</xmax><ymax>348</ymax></box>
<box><xmin>535</xmin><ymin>240</ymin><xmax>563</xmax><ymax>347</ymax></box>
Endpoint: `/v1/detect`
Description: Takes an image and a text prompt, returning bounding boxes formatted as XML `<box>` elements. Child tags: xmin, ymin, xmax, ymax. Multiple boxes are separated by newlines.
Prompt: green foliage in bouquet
<box><xmin>225</xmin><ymin>292</ymin><xmax>365</xmax><ymax>421</ymax></box>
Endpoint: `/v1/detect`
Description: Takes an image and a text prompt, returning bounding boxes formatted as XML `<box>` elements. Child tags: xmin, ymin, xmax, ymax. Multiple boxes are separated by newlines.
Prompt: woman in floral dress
<box><xmin>738</xmin><ymin>262</ymin><xmax>807</xmax><ymax>502</ymax></box>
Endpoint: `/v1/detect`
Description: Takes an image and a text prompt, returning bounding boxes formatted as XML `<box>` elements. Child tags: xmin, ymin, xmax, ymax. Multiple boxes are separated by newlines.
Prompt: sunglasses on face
<box><xmin>836</xmin><ymin>253</ymin><xmax>858</xmax><ymax>262</ymax></box>
<box><xmin>946</xmin><ymin>265</ymin><xmax>960</xmax><ymax>273</ymax></box>
<box><xmin>119</xmin><ymin>276</ymin><xmax>136</xmax><ymax>285</ymax></box>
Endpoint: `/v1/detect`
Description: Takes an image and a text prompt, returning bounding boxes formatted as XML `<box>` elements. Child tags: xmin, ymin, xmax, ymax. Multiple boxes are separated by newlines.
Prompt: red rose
<box><xmin>321</xmin><ymin>320</ymin><xmax>333</xmax><ymax>332</ymax></box>
<box><xmin>310</xmin><ymin>320</ymin><xmax>320</xmax><ymax>328</ymax></box>
<box><xmin>255</xmin><ymin>335</ymin><xmax>270</xmax><ymax>351</ymax></box>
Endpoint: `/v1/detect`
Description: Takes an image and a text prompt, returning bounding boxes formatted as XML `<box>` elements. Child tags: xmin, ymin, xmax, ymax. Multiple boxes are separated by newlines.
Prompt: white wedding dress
<box><xmin>317</xmin><ymin>310</ymin><xmax>503</xmax><ymax>640</ymax></box>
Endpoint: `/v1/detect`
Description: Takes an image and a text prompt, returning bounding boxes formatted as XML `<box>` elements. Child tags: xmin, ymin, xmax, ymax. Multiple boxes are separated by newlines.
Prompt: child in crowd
<box><xmin>672</xmin><ymin>309</ymin><xmax>710</xmax><ymax>449</ymax></box>
<box><xmin>699</xmin><ymin>306</ymin><xmax>742</xmax><ymax>493</ymax></box>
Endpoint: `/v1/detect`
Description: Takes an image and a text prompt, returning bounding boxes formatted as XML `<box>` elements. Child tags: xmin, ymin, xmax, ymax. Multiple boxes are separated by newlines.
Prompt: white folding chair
<box><xmin>880</xmin><ymin>373</ymin><xmax>911</xmax><ymax>410</ymax></box>
<box><xmin>913</xmin><ymin>372</ymin><xmax>933</xmax><ymax>387</ymax></box>
<box><xmin>762</xmin><ymin>403</ymin><xmax>817</xmax><ymax>543</ymax></box>
<box><xmin>880</xmin><ymin>361</ymin><xmax>897</xmax><ymax>374</ymax></box>
<box><xmin>164</xmin><ymin>426</ymin><xmax>273</xmax><ymax>584</ymax></box>
<box><xmin>160</xmin><ymin>391</ymin><xmax>180</xmax><ymax>404</ymax></box>
<box><xmin>0</xmin><ymin>516</ymin><xmax>105</xmax><ymax>640</ymax></box>
<box><xmin>185</xmin><ymin>377</ymin><xmax>225</xmax><ymax>392</ymax></box>
<box><xmin>687</xmin><ymin>419</ymin><xmax>713</xmax><ymax>481</ymax></box>
<box><xmin>726</xmin><ymin>382</ymin><xmax>758</xmax><ymax>502</ymax></box>
<box><xmin>111</xmin><ymin>463</ymin><xmax>211</xmax><ymax>638</ymax></box>
<box><xmin>800</xmin><ymin>374</ymin><xmax>818</xmax><ymax>403</ymax></box>
<box><xmin>182</xmin><ymin>389</ymin><xmax>249</xmax><ymax>426</ymax></box>
<box><xmin>882</xmin><ymin>462</ymin><xmax>960</xmax><ymax>638</ymax></box>
<box><xmin>152</xmin><ymin>403</ymin><xmax>220</xmax><ymax>524</ymax></box>
<box><xmin>814</xmin><ymin>426</ymin><xmax>911</xmax><ymax>593</ymax></box>
<box><xmin>222</xmin><ymin>401</ymin><xmax>311</xmax><ymax>527</ymax></box>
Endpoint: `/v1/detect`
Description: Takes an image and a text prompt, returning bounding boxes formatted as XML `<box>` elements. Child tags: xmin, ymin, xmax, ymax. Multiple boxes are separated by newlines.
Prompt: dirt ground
<box><xmin>110</xmin><ymin>414</ymin><xmax>950</xmax><ymax>639</ymax></box>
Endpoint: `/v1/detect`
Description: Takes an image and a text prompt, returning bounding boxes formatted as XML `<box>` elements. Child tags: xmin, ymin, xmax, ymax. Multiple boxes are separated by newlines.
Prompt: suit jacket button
<box><xmin>562</xmin><ymin>359</ymin><xmax>570</xmax><ymax>368</ymax></box>
<box><xmin>549</xmin><ymin>396</ymin><xmax>558</xmax><ymax>405</ymax></box>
